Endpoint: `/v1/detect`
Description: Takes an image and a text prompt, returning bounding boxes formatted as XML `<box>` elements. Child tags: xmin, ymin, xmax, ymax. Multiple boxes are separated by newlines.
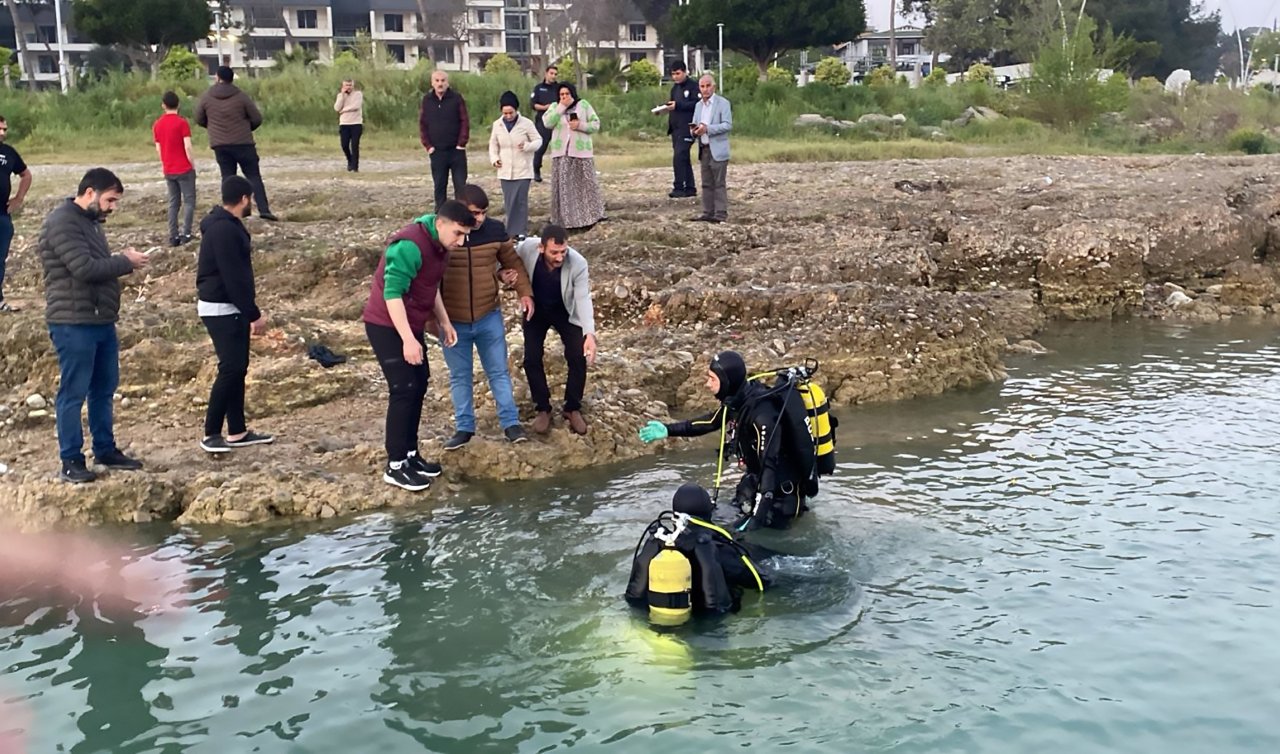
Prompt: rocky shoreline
<box><xmin>2</xmin><ymin>153</ymin><xmax>1277</xmax><ymax>529</ymax></box>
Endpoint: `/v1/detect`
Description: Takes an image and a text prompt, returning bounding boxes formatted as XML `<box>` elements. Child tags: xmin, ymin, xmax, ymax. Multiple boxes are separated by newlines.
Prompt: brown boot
<box><xmin>532</xmin><ymin>411</ymin><xmax>552</xmax><ymax>434</ymax></box>
<box><xmin>564</xmin><ymin>410</ymin><xmax>588</xmax><ymax>435</ymax></box>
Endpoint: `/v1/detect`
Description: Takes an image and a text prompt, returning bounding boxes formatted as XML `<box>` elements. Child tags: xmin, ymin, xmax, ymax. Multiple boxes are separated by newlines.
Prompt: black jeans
<box><xmin>671</xmin><ymin>132</ymin><xmax>695</xmax><ymax>192</ymax></box>
<box><xmin>213</xmin><ymin>144</ymin><xmax>272</xmax><ymax>215</ymax></box>
<box><xmin>339</xmin><ymin>124</ymin><xmax>363</xmax><ymax>170</ymax></box>
<box><xmin>533</xmin><ymin>117</ymin><xmax>551</xmax><ymax>178</ymax></box>
<box><xmin>429</xmin><ymin>147</ymin><xmax>467</xmax><ymax>210</ymax></box>
<box><xmin>202</xmin><ymin>314</ymin><xmax>251</xmax><ymax>437</ymax></box>
<box><xmin>522</xmin><ymin>308</ymin><xmax>586</xmax><ymax>413</ymax></box>
<box><xmin>366</xmin><ymin>322</ymin><xmax>429</xmax><ymax>461</ymax></box>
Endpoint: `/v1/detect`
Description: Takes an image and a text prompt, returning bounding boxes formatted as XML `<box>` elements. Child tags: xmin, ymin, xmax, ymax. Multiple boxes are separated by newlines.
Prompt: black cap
<box><xmin>216</xmin><ymin>66</ymin><xmax>234</xmax><ymax>83</ymax></box>
<box><xmin>710</xmin><ymin>350</ymin><xmax>747</xmax><ymax>401</ymax></box>
<box><xmin>672</xmin><ymin>482</ymin><xmax>714</xmax><ymax>519</ymax></box>
<box><xmin>499</xmin><ymin>90</ymin><xmax>520</xmax><ymax>109</ymax></box>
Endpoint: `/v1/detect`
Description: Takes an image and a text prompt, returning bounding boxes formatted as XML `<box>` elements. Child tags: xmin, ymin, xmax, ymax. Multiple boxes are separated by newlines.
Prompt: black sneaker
<box><xmin>200</xmin><ymin>435</ymin><xmax>232</xmax><ymax>454</ymax></box>
<box><xmin>61</xmin><ymin>459</ymin><xmax>97</xmax><ymax>484</ymax></box>
<box><xmin>258</xmin><ymin>212</ymin><xmax>279</xmax><ymax>222</ymax></box>
<box><xmin>180</xmin><ymin>233</ymin><xmax>195</xmax><ymax>245</ymax></box>
<box><xmin>226</xmin><ymin>431</ymin><xmax>274</xmax><ymax>448</ymax></box>
<box><xmin>383</xmin><ymin>462</ymin><xmax>431</xmax><ymax>492</ymax></box>
<box><xmin>169</xmin><ymin>236</ymin><xmax>182</xmax><ymax>247</ymax></box>
<box><xmin>95</xmin><ymin>448</ymin><xmax>143</xmax><ymax>470</ymax></box>
<box><xmin>406</xmin><ymin>451</ymin><xmax>442</xmax><ymax>477</ymax></box>
<box><xmin>443</xmin><ymin>431</ymin><xmax>474</xmax><ymax>451</ymax></box>
<box><xmin>533</xmin><ymin>173</ymin><xmax>543</xmax><ymax>183</ymax></box>
<box><xmin>504</xmin><ymin>425</ymin><xmax>528</xmax><ymax>444</ymax></box>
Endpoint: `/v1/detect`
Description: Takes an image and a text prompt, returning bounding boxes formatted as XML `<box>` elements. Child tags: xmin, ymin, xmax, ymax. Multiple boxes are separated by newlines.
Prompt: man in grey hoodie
<box><xmin>195</xmin><ymin>66</ymin><xmax>277</xmax><ymax>221</ymax></box>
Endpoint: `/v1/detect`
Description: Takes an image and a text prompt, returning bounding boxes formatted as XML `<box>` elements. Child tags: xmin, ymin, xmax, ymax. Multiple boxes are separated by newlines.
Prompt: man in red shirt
<box><xmin>153</xmin><ymin>91</ymin><xmax>197</xmax><ymax>247</ymax></box>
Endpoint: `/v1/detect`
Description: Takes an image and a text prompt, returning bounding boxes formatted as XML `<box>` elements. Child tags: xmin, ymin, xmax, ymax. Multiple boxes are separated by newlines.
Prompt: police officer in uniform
<box><xmin>529</xmin><ymin>65</ymin><xmax>559</xmax><ymax>183</ymax></box>
<box><xmin>660</xmin><ymin>61</ymin><xmax>699</xmax><ymax>198</ymax></box>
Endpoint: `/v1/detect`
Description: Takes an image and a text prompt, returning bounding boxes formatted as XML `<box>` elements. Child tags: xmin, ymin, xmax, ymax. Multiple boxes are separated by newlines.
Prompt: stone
<box><xmin>891</xmin><ymin>113</ymin><xmax>907</xmax><ymax>125</ymax></box>
<box><xmin>794</xmin><ymin>113</ymin><xmax>828</xmax><ymax>126</ymax></box>
<box><xmin>222</xmin><ymin>510</ymin><xmax>253</xmax><ymax>523</ymax></box>
<box><xmin>27</xmin><ymin>409</ymin><xmax>49</xmax><ymax>419</ymax></box>
<box><xmin>320</xmin><ymin>504</ymin><xmax>337</xmax><ymax>519</ymax></box>
<box><xmin>1166</xmin><ymin>290</ymin><xmax>1194</xmax><ymax>307</ymax></box>
<box><xmin>858</xmin><ymin>113</ymin><xmax>894</xmax><ymax>126</ymax></box>
<box><xmin>25</xmin><ymin>394</ymin><xmax>46</xmax><ymax>409</ymax></box>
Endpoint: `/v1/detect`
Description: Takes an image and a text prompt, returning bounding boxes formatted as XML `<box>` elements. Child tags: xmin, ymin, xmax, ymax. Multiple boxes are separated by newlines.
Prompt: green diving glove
<box><xmin>639</xmin><ymin>421</ymin><xmax>669</xmax><ymax>443</ymax></box>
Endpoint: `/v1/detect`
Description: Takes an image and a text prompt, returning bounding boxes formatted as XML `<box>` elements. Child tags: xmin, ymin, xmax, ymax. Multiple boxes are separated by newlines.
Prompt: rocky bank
<box><xmin>2</xmin><ymin>153</ymin><xmax>1278</xmax><ymax>529</ymax></box>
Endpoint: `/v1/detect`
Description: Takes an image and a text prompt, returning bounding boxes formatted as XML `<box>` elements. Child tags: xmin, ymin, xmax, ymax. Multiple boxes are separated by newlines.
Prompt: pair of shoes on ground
<box><xmin>257</xmin><ymin>212</ymin><xmax>279</xmax><ymax>222</ymax></box>
<box><xmin>201</xmin><ymin>430</ymin><xmax>275</xmax><ymax>454</ymax></box>
<box><xmin>383</xmin><ymin>450</ymin><xmax>442</xmax><ymax>491</ymax></box>
<box><xmin>668</xmin><ymin>189</ymin><xmax>697</xmax><ymax>198</ymax></box>
<box><xmin>346</xmin><ymin>166</ymin><xmax>359</xmax><ymax>172</ymax></box>
<box><xmin>60</xmin><ymin>448</ymin><xmax>144</xmax><ymax>484</ymax></box>
<box><xmin>532</xmin><ymin>410</ymin><xmax>588</xmax><ymax>435</ymax></box>
<box><xmin>692</xmin><ymin>215</ymin><xmax>725</xmax><ymax>223</ymax></box>
<box><xmin>443</xmin><ymin>425</ymin><xmax>529</xmax><ymax>450</ymax></box>
<box><xmin>169</xmin><ymin>233</ymin><xmax>194</xmax><ymax>247</ymax></box>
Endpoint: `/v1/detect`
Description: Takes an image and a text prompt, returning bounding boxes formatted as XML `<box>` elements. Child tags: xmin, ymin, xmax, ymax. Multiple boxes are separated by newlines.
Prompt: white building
<box><xmin>4</xmin><ymin>0</ymin><xmax>93</xmax><ymax>88</ymax></box>
<box><xmin>836</xmin><ymin>26</ymin><xmax>949</xmax><ymax>86</ymax></box>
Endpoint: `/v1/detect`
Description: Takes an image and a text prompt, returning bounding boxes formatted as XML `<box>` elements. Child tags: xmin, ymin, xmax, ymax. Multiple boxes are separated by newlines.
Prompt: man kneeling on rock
<box><xmin>512</xmin><ymin>224</ymin><xmax>597</xmax><ymax>435</ymax></box>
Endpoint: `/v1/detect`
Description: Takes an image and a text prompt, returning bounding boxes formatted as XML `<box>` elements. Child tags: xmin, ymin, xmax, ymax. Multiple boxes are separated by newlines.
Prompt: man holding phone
<box><xmin>657</xmin><ymin>61</ymin><xmax>698</xmax><ymax>199</ymax></box>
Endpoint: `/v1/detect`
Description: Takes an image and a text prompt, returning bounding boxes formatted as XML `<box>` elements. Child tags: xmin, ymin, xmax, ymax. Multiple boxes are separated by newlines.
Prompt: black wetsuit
<box><xmin>625</xmin><ymin>516</ymin><xmax>770</xmax><ymax>615</ymax></box>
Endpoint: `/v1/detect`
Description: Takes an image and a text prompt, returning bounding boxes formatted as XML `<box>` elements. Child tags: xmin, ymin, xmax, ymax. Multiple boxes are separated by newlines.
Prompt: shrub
<box><xmin>1099</xmin><ymin>71</ymin><xmax>1131</xmax><ymax>112</ymax></box>
<box><xmin>766</xmin><ymin>65</ymin><xmax>794</xmax><ymax>85</ymax></box>
<box><xmin>923</xmin><ymin>67</ymin><xmax>948</xmax><ymax>88</ymax></box>
<box><xmin>1227</xmin><ymin>128</ymin><xmax>1272</xmax><ymax>154</ymax></box>
<box><xmin>724</xmin><ymin>63</ymin><xmax>760</xmax><ymax>95</ymax></box>
<box><xmin>625</xmin><ymin>58</ymin><xmax>660</xmax><ymax>89</ymax></box>
<box><xmin>813</xmin><ymin>57</ymin><xmax>850</xmax><ymax>86</ymax></box>
<box><xmin>966</xmin><ymin>63</ymin><xmax>995</xmax><ymax>85</ymax></box>
<box><xmin>865</xmin><ymin>65</ymin><xmax>896</xmax><ymax>88</ymax></box>
<box><xmin>484</xmin><ymin>53</ymin><xmax>521</xmax><ymax>76</ymax></box>
<box><xmin>555</xmin><ymin>57</ymin><xmax>579</xmax><ymax>87</ymax></box>
<box><xmin>1024</xmin><ymin>17</ymin><xmax>1111</xmax><ymax>128</ymax></box>
<box><xmin>333</xmin><ymin>50</ymin><xmax>361</xmax><ymax>71</ymax></box>
<box><xmin>159</xmin><ymin>47</ymin><xmax>203</xmax><ymax>81</ymax></box>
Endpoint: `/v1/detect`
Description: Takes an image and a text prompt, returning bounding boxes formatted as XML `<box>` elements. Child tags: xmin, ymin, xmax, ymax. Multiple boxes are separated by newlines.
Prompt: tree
<box><xmin>72</xmin><ymin>0</ymin><xmax>212</xmax><ymax>77</ymax></box>
<box><xmin>1083</xmin><ymin>0</ymin><xmax>1221</xmax><ymax>81</ymax></box>
<box><xmin>626</xmin><ymin>58</ymin><xmax>661</xmax><ymax>88</ymax></box>
<box><xmin>671</xmin><ymin>0</ymin><xmax>866</xmax><ymax>79</ymax></box>
<box><xmin>418</xmin><ymin>0</ymin><xmax>469</xmax><ymax>52</ymax></box>
<box><xmin>1251</xmin><ymin>30</ymin><xmax>1280</xmax><ymax>72</ymax></box>
<box><xmin>158</xmin><ymin>46</ymin><xmax>202</xmax><ymax>80</ymax></box>
<box><xmin>483</xmin><ymin>52</ymin><xmax>521</xmax><ymax>75</ymax></box>
<box><xmin>1024</xmin><ymin>14</ymin><xmax>1110</xmax><ymax>128</ymax></box>
<box><xmin>911</xmin><ymin>0</ymin><xmax>1054</xmax><ymax>69</ymax></box>
<box><xmin>4</xmin><ymin>0</ymin><xmax>38</xmax><ymax>87</ymax></box>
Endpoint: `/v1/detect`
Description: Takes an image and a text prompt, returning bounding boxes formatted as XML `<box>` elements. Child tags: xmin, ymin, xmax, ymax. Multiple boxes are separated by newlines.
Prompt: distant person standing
<box><xmin>691</xmin><ymin>74</ymin><xmax>732</xmax><ymax>224</ymax></box>
<box><xmin>657</xmin><ymin>61</ymin><xmax>698</xmax><ymax>198</ymax></box>
<box><xmin>152</xmin><ymin>91</ymin><xmax>197</xmax><ymax>247</ymax></box>
<box><xmin>196</xmin><ymin>176</ymin><xmax>274</xmax><ymax>454</ymax></box>
<box><xmin>0</xmin><ymin>114</ymin><xmax>32</xmax><ymax>313</ymax></box>
<box><xmin>334</xmin><ymin>78</ymin><xmax>364</xmax><ymax>172</ymax></box>
<box><xmin>529</xmin><ymin>65</ymin><xmax>558</xmax><ymax>183</ymax></box>
<box><xmin>195</xmin><ymin>66</ymin><xmax>277</xmax><ymax>221</ymax></box>
<box><xmin>544</xmin><ymin>83</ymin><xmax>605</xmax><ymax>231</ymax></box>
<box><xmin>419</xmin><ymin>70</ymin><xmax>470</xmax><ymax>210</ymax></box>
<box><xmin>38</xmin><ymin>168</ymin><xmax>149</xmax><ymax>483</ymax></box>
<box><xmin>488</xmin><ymin>91</ymin><xmax>542</xmax><ymax>238</ymax></box>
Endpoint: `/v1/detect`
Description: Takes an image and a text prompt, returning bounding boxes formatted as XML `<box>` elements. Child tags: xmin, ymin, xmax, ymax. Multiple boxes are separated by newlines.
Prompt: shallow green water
<box><xmin>3</xmin><ymin>320</ymin><xmax>1280</xmax><ymax>753</ymax></box>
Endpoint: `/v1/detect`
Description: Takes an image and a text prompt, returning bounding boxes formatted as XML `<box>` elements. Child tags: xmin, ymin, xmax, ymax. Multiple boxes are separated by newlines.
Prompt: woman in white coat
<box><xmin>489</xmin><ymin>91</ymin><xmax>543</xmax><ymax>238</ymax></box>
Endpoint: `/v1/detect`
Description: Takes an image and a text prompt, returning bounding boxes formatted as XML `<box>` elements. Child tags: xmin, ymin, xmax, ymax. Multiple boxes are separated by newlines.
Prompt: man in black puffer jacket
<box><xmin>195</xmin><ymin>175</ymin><xmax>274</xmax><ymax>455</ymax></box>
<box><xmin>38</xmin><ymin>168</ymin><xmax>149</xmax><ymax>483</ymax></box>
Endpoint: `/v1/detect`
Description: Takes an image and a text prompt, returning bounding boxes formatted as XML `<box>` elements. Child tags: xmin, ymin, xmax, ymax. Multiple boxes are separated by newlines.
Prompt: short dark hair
<box><xmin>456</xmin><ymin>184</ymin><xmax>489</xmax><ymax>211</ymax></box>
<box><xmin>0</xmin><ymin>115</ymin><xmax>7</xmax><ymax>124</ymax></box>
<box><xmin>546</xmin><ymin>65</ymin><xmax>558</xmax><ymax>73</ymax></box>
<box><xmin>77</xmin><ymin>168</ymin><xmax>124</xmax><ymax>197</ymax></box>
<box><xmin>437</xmin><ymin>199</ymin><xmax>478</xmax><ymax>229</ymax></box>
<box><xmin>162</xmin><ymin>90</ymin><xmax>179</xmax><ymax>110</ymax></box>
<box><xmin>670</xmin><ymin>61</ymin><xmax>687</xmax><ymax>73</ymax></box>
<box><xmin>539</xmin><ymin>224</ymin><xmax>568</xmax><ymax>247</ymax></box>
<box><xmin>216</xmin><ymin>66</ymin><xmax>234</xmax><ymax>83</ymax></box>
<box><xmin>221</xmin><ymin>175</ymin><xmax>254</xmax><ymax>206</ymax></box>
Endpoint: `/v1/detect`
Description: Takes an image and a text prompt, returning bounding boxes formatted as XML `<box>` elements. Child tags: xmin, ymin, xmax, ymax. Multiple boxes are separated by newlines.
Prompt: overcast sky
<box><xmin>866</xmin><ymin>0</ymin><xmax>1277</xmax><ymax>33</ymax></box>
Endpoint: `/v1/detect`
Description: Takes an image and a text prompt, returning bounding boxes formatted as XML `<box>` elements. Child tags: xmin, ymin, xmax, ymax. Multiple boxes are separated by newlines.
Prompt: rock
<box><xmin>25</xmin><ymin>394</ymin><xmax>46</xmax><ymax>410</ymax></box>
<box><xmin>1166</xmin><ymin>290</ymin><xmax>1194</xmax><ymax>308</ymax></box>
<box><xmin>133</xmin><ymin>510</ymin><xmax>153</xmax><ymax>524</ymax></box>
<box><xmin>1162</xmin><ymin>282</ymin><xmax>1187</xmax><ymax>296</ymax></box>
<box><xmin>319</xmin><ymin>504</ymin><xmax>337</xmax><ymax>519</ymax></box>
<box><xmin>891</xmin><ymin>113</ymin><xmax>907</xmax><ymax>125</ymax></box>
<box><xmin>27</xmin><ymin>409</ymin><xmax>49</xmax><ymax>419</ymax></box>
<box><xmin>794</xmin><ymin>113</ymin><xmax>828</xmax><ymax>126</ymax></box>
<box><xmin>1007</xmin><ymin>339</ymin><xmax>1050</xmax><ymax>355</ymax></box>
<box><xmin>222</xmin><ymin>510</ymin><xmax>252</xmax><ymax>523</ymax></box>
<box><xmin>857</xmin><ymin>113</ymin><xmax>894</xmax><ymax>126</ymax></box>
<box><xmin>0</xmin><ymin>462</ymin><xmax>8</xmax><ymax>474</ymax></box>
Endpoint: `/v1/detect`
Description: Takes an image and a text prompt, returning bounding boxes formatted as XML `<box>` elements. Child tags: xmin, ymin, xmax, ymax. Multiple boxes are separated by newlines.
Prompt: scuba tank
<box><xmin>796</xmin><ymin>379</ymin><xmax>836</xmax><ymax>476</ymax></box>
<box><xmin>647</xmin><ymin>514</ymin><xmax>693</xmax><ymax>626</ymax></box>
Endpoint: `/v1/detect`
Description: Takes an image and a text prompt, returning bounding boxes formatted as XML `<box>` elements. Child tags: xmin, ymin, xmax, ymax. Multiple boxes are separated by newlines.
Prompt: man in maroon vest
<box><xmin>363</xmin><ymin>200</ymin><xmax>476</xmax><ymax>490</ymax></box>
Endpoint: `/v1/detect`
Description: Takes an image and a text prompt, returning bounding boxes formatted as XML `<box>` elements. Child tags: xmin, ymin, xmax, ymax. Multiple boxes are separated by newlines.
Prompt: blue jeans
<box><xmin>441</xmin><ymin>309</ymin><xmax>520</xmax><ymax>433</ymax></box>
<box><xmin>0</xmin><ymin>213</ymin><xmax>14</xmax><ymax>301</ymax></box>
<box><xmin>49</xmin><ymin>323</ymin><xmax>120</xmax><ymax>462</ymax></box>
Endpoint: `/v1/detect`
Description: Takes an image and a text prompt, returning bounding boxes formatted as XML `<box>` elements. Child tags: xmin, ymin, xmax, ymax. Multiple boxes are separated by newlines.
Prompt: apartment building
<box><xmin>198</xmin><ymin>0</ymin><xmax>663</xmax><ymax>74</ymax></box>
<box><xmin>0</xmin><ymin>0</ymin><xmax>93</xmax><ymax>87</ymax></box>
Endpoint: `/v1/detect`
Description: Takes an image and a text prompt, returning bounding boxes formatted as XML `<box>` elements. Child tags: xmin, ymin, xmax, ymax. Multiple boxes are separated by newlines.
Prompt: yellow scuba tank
<box><xmin>647</xmin><ymin>548</ymin><xmax>693</xmax><ymax>626</ymax></box>
<box><xmin>797</xmin><ymin>380</ymin><xmax>836</xmax><ymax>476</ymax></box>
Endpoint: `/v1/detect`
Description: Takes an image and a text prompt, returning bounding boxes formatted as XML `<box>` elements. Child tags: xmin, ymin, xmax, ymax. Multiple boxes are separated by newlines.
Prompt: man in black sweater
<box><xmin>195</xmin><ymin>175</ymin><xmax>274</xmax><ymax>454</ymax></box>
<box><xmin>419</xmin><ymin>70</ymin><xmax>470</xmax><ymax>210</ymax></box>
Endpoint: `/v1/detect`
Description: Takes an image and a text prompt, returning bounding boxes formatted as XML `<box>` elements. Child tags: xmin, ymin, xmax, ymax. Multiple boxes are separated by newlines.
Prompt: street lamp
<box><xmin>717</xmin><ymin>22</ymin><xmax>723</xmax><ymax>91</ymax></box>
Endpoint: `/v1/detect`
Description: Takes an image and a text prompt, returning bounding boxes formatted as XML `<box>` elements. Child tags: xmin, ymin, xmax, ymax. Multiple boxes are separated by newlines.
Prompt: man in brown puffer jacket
<box><xmin>195</xmin><ymin>66</ymin><xmax>276</xmax><ymax>221</ymax></box>
<box><xmin>438</xmin><ymin>184</ymin><xmax>534</xmax><ymax>450</ymax></box>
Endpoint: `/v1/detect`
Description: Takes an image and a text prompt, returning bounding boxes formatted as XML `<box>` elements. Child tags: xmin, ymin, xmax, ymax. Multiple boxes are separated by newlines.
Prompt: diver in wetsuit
<box><xmin>639</xmin><ymin>351</ymin><xmax>818</xmax><ymax>530</ymax></box>
<box><xmin>626</xmin><ymin>482</ymin><xmax>770</xmax><ymax>623</ymax></box>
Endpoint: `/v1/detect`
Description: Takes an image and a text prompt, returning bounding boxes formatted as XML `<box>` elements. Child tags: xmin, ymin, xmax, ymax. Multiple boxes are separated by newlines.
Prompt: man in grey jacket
<box><xmin>195</xmin><ymin>66</ymin><xmax>277</xmax><ymax>221</ymax></box>
<box><xmin>691</xmin><ymin>74</ymin><xmax>732</xmax><ymax>223</ymax></box>
<box><xmin>38</xmin><ymin>168</ymin><xmax>149</xmax><ymax>483</ymax></box>
<box><xmin>514</xmin><ymin>224</ymin><xmax>597</xmax><ymax>435</ymax></box>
